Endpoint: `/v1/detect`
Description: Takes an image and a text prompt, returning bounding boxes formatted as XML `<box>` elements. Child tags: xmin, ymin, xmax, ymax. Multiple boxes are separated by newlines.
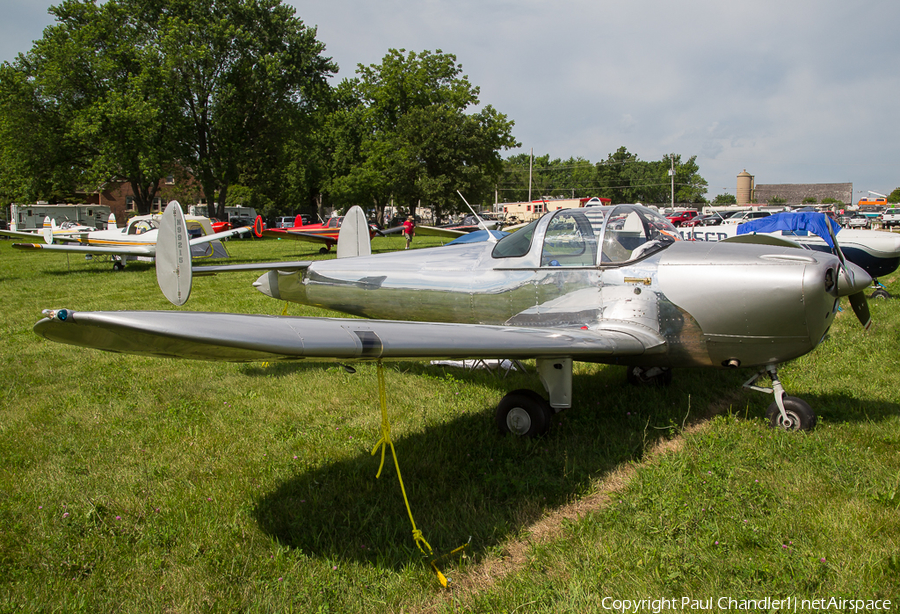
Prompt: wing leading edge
<box><xmin>34</xmin><ymin>310</ymin><xmax>666</xmax><ymax>363</ymax></box>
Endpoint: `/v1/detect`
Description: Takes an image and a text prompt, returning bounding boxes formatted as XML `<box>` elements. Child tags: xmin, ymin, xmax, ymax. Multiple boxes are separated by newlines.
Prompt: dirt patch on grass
<box><xmin>418</xmin><ymin>394</ymin><xmax>744</xmax><ymax>609</ymax></box>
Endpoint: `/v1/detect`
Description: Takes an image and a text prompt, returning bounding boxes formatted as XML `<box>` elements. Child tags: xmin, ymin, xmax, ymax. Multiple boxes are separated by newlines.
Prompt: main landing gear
<box><xmin>495</xmin><ymin>358</ymin><xmax>571</xmax><ymax>437</ymax></box>
<box><xmin>744</xmin><ymin>365</ymin><xmax>817</xmax><ymax>431</ymax></box>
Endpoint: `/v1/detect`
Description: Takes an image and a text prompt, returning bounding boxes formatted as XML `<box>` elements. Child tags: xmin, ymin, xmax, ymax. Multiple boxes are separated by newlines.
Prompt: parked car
<box><xmin>273</xmin><ymin>214</ymin><xmax>312</xmax><ymax>228</ymax></box>
<box><xmin>665</xmin><ymin>210</ymin><xmax>700</xmax><ymax>226</ymax></box>
<box><xmin>721</xmin><ymin>210</ymin><xmax>773</xmax><ymax>225</ymax></box>
<box><xmin>847</xmin><ymin>214</ymin><xmax>871</xmax><ymax>229</ymax></box>
<box><xmin>881</xmin><ymin>208</ymin><xmax>900</xmax><ymax>229</ymax></box>
<box><xmin>682</xmin><ymin>213</ymin><xmax>725</xmax><ymax>227</ymax></box>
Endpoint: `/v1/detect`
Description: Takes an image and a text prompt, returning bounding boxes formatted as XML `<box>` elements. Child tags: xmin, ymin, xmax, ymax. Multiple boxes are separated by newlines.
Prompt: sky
<box><xmin>3</xmin><ymin>0</ymin><xmax>899</xmax><ymax>201</ymax></box>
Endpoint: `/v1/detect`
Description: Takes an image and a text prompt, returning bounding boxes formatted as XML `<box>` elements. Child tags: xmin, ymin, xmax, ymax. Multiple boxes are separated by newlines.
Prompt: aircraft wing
<box><xmin>34</xmin><ymin>309</ymin><xmax>666</xmax><ymax>363</ymax></box>
<box><xmin>11</xmin><ymin>242</ymin><xmax>157</xmax><ymax>257</ymax></box>
<box><xmin>414</xmin><ymin>225</ymin><xmax>468</xmax><ymax>239</ymax></box>
<box><xmin>0</xmin><ymin>229</ymin><xmax>46</xmax><ymax>241</ymax></box>
<box><xmin>189</xmin><ymin>225</ymin><xmax>252</xmax><ymax>245</ymax></box>
<box><xmin>261</xmin><ymin>228</ymin><xmax>336</xmax><ymax>246</ymax></box>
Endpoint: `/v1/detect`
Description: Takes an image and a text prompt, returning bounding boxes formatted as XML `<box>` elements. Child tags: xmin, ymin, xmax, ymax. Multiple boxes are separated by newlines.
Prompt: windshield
<box><xmin>492</xmin><ymin>219</ymin><xmax>539</xmax><ymax>258</ymax></box>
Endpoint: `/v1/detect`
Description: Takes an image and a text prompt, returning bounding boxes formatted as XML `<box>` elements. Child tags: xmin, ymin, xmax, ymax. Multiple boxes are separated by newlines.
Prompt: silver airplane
<box><xmin>34</xmin><ymin>201</ymin><xmax>873</xmax><ymax>436</ymax></box>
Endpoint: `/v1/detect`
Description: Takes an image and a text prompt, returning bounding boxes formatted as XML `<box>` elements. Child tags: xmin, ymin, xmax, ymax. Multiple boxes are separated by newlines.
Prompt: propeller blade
<box><xmin>848</xmin><ymin>292</ymin><xmax>872</xmax><ymax>330</ymax></box>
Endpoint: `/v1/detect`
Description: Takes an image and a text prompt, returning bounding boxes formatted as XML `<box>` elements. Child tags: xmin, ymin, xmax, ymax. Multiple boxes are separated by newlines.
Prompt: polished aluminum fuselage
<box><xmin>256</xmin><ymin>213</ymin><xmax>847</xmax><ymax>370</ymax></box>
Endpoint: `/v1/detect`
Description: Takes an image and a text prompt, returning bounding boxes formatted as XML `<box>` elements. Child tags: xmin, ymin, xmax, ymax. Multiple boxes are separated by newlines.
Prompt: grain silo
<box><xmin>736</xmin><ymin>170</ymin><xmax>754</xmax><ymax>205</ymax></box>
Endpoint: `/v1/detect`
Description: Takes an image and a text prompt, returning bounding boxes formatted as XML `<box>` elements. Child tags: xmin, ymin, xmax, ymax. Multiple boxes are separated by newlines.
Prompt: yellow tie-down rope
<box><xmin>370</xmin><ymin>360</ymin><xmax>468</xmax><ymax>587</ymax></box>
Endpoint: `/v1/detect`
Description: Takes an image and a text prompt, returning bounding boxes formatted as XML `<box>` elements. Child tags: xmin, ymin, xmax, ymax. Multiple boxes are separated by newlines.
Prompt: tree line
<box><xmin>0</xmin><ymin>0</ymin><xmax>709</xmax><ymax>223</ymax></box>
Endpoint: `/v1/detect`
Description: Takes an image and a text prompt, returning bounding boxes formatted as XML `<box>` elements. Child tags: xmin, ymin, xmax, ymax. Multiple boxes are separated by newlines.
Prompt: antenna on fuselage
<box><xmin>456</xmin><ymin>190</ymin><xmax>497</xmax><ymax>243</ymax></box>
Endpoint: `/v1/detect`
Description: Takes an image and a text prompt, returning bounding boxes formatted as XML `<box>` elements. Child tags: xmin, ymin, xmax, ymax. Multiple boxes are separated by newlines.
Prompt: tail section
<box><xmin>108</xmin><ymin>212</ymin><xmax>118</xmax><ymax>228</ymax></box>
<box><xmin>336</xmin><ymin>205</ymin><xmax>372</xmax><ymax>259</ymax></box>
<box><xmin>42</xmin><ymin>217</ymin><xmax>55</xmax><ymax>244</ymax></box>
<box><xmin>156</xmin><ymin>201</ymin><xmax>193</xmax><ymax>306</ymax></box>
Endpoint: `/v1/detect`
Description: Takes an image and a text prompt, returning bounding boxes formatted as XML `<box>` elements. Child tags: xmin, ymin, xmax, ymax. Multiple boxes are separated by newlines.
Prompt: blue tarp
<box><xmin>736</xmin><ymin>212</ymin><xmax>841</xmax><ymax>249</ymax></box>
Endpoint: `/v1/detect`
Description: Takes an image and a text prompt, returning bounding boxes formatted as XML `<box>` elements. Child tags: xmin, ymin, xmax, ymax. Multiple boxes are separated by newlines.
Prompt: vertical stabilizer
<box><xmin>156</xmin><ymin>201</ymin><xmax>193</xmax><ymax>306</ymax></box>
<box><xmin>336</xmin><ymin>205</ymin><xmax>372</xmax><ymax>259</ymax></box>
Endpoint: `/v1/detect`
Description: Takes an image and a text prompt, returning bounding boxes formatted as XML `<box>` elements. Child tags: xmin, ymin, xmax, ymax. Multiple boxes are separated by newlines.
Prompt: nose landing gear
<box><xmin>744</xmin><ymin>365</ymin><xmax>817</xmax><ymax>431</ymax></box>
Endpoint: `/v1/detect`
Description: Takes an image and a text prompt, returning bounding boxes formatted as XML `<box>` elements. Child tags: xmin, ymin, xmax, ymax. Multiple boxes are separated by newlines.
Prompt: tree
<box><xmin>0</xmin><ymin>0</ymin><xmax>335</xmax><ymax>216</ymax></box>
<box><xmin>142</xmin><ymin>0</ymin><xmax>336</xmax><ymax>218</ymax></box>
<box><xmin>887</xmin><ymin>188</ymin><xmax>900</xmax><ymax>204</ymax></box>
<box><xmin>0</xmin><ymin>0</ymin><xmax>186</xmax><ymax>212</ymax></box>
<box><xmin>711</xmin><ymin>193</ymin><xmax>737</xmax><ymax>205</ymax></box>
<box><xmin>332</xmin><ymin>49</ymin><xmax>518</xmax><ymax>222</ymax></box>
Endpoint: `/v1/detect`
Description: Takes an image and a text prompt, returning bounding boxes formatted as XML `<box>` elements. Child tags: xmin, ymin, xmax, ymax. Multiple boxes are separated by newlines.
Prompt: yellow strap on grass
<box><xmin>370</xmin><ymin>360</ymin><xmax>433</xmax><ymax>557</ymax></box>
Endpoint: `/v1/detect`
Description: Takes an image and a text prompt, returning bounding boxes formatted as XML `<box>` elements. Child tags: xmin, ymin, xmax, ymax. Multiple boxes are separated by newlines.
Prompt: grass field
<box><xmin>1</xmin><ymin>233</ymin><xmax>898</xmax><ymax>612</ymax></box>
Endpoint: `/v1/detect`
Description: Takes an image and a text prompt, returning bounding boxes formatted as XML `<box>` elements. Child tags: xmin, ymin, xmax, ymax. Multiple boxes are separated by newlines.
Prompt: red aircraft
<box><xmin>261</xmin><ymin>214</ymin><xmax>378</xmax><ymax>253</ymax></box>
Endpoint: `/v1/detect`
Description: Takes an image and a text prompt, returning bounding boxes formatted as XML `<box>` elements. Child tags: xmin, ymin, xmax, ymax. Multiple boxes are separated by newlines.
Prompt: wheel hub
<box><xmin>505</xmin><ymin>407</ymin><xmax>532</xmax><ymax>436</ymax></box>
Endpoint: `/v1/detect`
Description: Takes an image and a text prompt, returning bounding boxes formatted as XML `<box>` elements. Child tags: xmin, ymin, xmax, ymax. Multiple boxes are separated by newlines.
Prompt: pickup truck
<box><xmin>665</xmin><ymin>210</ymin><xmax>699</xmax><ymax>226</ymax></box>
<box><xmin>881</xmin><ymin>208</ymin><xmax>900</xmax><ymax>228</ymax></box>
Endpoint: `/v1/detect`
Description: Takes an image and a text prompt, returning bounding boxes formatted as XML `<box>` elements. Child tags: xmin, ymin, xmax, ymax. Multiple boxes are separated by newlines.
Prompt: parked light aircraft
<box><xmin>0</xmin><ymin>214</ymin><xmax>111</xmax><ymax>242</ymax></box>
<box><xmin>261</xmin><ymin>215</ymin><xmax>379</xmax><ymax>253</ymax></box>
<box><xmin>34</xmin><ymin>201</ymin><xmax>873</xmax><ymax>435</ymax></box>
<box><xmin>10</xmin><ymin>203</ymin><xmax>259</xmax><ymax>270</ymax></box>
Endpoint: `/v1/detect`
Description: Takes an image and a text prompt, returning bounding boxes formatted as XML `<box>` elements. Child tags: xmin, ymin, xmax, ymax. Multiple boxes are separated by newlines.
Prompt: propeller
<box><xmin>827</xmin><ymin>215</ymin><xmax>872</xmax><ymax>330</ymax></box>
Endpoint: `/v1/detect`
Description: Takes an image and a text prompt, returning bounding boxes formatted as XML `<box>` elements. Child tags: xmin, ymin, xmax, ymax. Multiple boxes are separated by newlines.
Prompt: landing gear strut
<box><xmin>744</xmin><ymin>365</ymin><xmax>816</xmax><ymax>431</ymax></box>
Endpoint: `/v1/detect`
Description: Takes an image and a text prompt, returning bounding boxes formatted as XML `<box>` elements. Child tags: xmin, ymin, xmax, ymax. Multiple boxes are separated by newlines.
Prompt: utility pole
<box><xmin>669</xmin><ymin>154</ymin><xmax>675</xmax><ymax>209</ymax></box>
<box><xmin>528</xmin><ymin>148</ymin><xmax>533</xmax><ymax>203</ymax></box>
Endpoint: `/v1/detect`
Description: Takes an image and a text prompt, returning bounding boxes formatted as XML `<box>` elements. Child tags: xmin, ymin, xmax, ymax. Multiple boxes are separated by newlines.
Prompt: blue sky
<box><xmin>4</xmin><ymin>0</ymin><xmax>899</xmax><ymax>201</ymax></box>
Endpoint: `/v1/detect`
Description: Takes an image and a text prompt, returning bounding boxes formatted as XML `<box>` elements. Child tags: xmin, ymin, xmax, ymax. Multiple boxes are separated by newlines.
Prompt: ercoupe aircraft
<box><xmin>0</xmin><ymin>214</ymin><xmax>111</xmax><ymax>242</ymax></box>
<box><xmin>11</xmin><ymin>204</ymin><xmax>260</xmax><ymax>270</ymax></box>
<box><xmin>35</xmin><ymin>202</ymin><xmax>873</xmax><ymax>435</ymax></box>
<box><xmin>261</xmin><ymin>214</ymin><xmax>379</xmax><ymax>253</ymax></box>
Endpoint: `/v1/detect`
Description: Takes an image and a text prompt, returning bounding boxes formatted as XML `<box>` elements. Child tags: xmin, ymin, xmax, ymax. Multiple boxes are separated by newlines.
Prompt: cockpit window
<box><xmin>491</xmin><ymin>219</ymin><xmax>538</xmax><ymax>259</ymax></box>
<box><xmin>601</xmin><ymin>205</ymin><xmax>680</xmax><ymax>264</ymax></box>
<box><xmin>540</xmin><ymin>209</ymin><xmax>599</xmax><ymax>266</ymax></box>
<box><xmin>128</xmin><ymin>219</ymin><xmax>158</xmax><ymax>235</ymax></box>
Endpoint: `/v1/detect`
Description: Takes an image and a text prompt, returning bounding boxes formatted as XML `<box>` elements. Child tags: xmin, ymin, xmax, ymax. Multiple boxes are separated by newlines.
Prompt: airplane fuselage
<box><xmin>255</xmin><ymin>206</ymin><xmax>859</xmax><ymax>370</ymax></box>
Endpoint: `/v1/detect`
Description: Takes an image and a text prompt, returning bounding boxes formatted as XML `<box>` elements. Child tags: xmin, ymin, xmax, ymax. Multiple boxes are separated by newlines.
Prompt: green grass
<box><xmin>1</xmin><ymin>235</ymin><xmax>899</xmax><ymax>612</ymax></box>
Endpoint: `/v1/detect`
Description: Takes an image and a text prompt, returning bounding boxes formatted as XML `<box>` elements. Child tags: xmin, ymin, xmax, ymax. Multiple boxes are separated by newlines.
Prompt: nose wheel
<box><xmin>744</xmin><ymin>366</ymin><xmax>817</xmax><ymax>431</ymax></box>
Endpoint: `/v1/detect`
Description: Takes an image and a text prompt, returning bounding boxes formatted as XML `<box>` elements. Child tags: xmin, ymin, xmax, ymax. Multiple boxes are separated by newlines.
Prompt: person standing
<box><xmin>402</xmin><ymin>216</ymin><xmax>416</xmax><ymax>249</ymax></box>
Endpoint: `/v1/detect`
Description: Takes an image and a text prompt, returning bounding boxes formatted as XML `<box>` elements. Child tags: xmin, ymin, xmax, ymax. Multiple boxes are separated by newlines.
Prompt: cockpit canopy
<box><xmin>127</xmin><ymin>218</ymin><xmax>159</xmax><ymax>235</ymax></box>
<box><xmin>492</xmin><ymin>204</ymin><xmax>680</xmax><ymax>266</ymax></box>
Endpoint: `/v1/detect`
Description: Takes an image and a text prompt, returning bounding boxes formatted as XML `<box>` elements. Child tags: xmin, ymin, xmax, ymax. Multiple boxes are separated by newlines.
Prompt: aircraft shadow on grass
<box><xmin>250</xmin><ymin>366</ymin><xmax>900</xmax><ymax>569</ymax></box>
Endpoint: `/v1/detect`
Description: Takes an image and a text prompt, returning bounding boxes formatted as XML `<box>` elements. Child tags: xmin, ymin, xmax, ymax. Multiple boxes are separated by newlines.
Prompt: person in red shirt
<box><xmin>402</xmin><ymin>216</ymin><xmax>415</xmax><ymax>249</ymax></box>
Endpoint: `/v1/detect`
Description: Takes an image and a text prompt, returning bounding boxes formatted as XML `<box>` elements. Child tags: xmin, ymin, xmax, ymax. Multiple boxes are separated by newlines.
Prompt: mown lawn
<box><xmin>0</xmin><ymin>233</ymin><xmax>897</xmax><ymax>612</ymax></box>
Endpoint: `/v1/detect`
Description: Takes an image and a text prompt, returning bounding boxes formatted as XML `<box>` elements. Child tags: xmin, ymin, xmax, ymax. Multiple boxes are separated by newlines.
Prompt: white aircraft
<box><xmin>9</xmin><ymin>202</ymin><xmax>259</xmax><ymax>270</ymax></box>
<box><xmin>1</xmin><ymin>214</ymin><xmax>113</xmax><ymax>242</ymax></box>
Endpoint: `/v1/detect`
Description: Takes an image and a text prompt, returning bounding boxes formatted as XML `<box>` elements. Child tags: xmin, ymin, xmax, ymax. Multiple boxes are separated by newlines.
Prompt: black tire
<box><xmin>626</xmin><ymin>366</ymin><xmax>673</xmax><ymax>387</ymax></box>
<box><xmin>495</xmin><ymin>389</ymin><xmax>552</xmax><ymax>437</ymax></box>
<box><xmin>319</xmin><ymin>247</ymin><xmax>330</xmax><ymax>255</ymax></box>
<box><xmin>765</xmin><ymin>396</ymin><xmax>816</xmax><ymax>431</ymax></box>
<box><xmin>113</xmin><ymin>261</ymin><xmax>125</xmax><ymax>271</ymax></box>
<box><xmin>870</xmin><ymin>288</ymin><xmax>891</xmax><ymax>300</ymax></box>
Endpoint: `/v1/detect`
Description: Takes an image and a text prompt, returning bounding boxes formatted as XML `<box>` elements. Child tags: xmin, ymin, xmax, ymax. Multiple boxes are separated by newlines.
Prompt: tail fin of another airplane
<box><xmin>42</xmin><ymin>217</ymin><xmax>55</xmax><ymax>244</ymax></box>
<box><xmin>108</xmin><ymin>212</ymin><xmax>117</xmax><ymax>228</ymax></box>
<box><xmin>156</xmin><ymin>201</ymin><xmax>193</xmax><ymax>306</ymax></box>
<box><xmin>336</xmin><ymin>205</ymin><xmax>372</xmax><ymax>259</ymax></box>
